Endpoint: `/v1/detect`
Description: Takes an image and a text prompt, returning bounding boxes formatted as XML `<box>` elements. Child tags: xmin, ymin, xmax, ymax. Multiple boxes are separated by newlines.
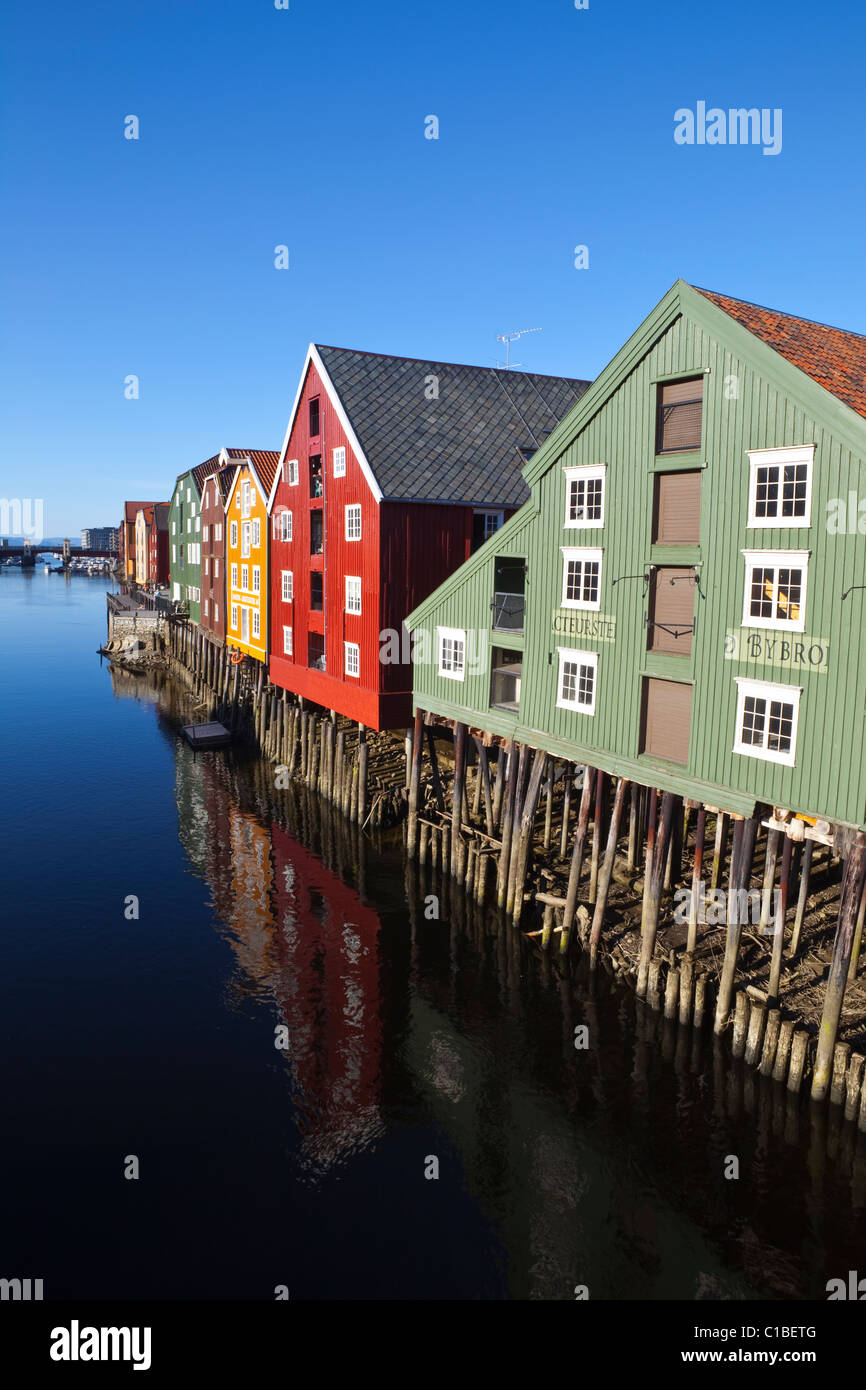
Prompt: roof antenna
<box><xmin>496</xmin><ymin>327</ymin><xmax>541</xmax><ymax>370</ymax></box>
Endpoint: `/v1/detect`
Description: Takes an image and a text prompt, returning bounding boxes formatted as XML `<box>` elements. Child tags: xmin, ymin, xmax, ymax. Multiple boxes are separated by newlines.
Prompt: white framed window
<box><xmin>235</xmin><ymin>492</ymin><xmax>241</xmax><ymax>509</ymax></box>
<box><xmin>556</xmin><ymin>647</ymin><xmax>598</xmax><ymax>714</ymax></box>
<box><xmin>231</xmin><ymin>563</ymin><xmax>238</xmax><ymax>590</ymax></box>
<box><xmin>281</xmin><ymin>570</ymin><xmax>293</xmax><ymax>602</ymax></box>
<box><xmin>230</xmin><ymin>521</ymin><xmax>238</xmax><ymax>549</ymax></box>
<box><xmin>195</xmin><ymin>516</ymin><xmax>200</xmax><ymax>532</ymax></box>
<box><xmin>741</xmin><ymin>549</ymin><xmax>809</xmax><ymax>632</ymax></box>
<box><xmin>172</xmin><ymin>544</ymin><xmax>176</xmax><ymax>563</ymax></box>
<box><xmin>230</xmin><ymin>604</ymin><xmax>238</xmax><ymax>631</ymax></box>
<box><xmin>287</xmin><ymin>458</ymin><xmax>299</xmax><ymax>486</ymax></box>
<box><xmin>345</xmin><ymin>575</ymin><xmax>361</xmax><ymax>613</ymax></box>
<box><xmin>281</xmin><ymin>510</ymin><xmax>292</xmax><ymax>542</ymax></box>
<box><xmin>215</xmin><ymin>523</ymin><xmax>223</xmax><ymax>542</ymax></box>
<box><xmin>187</xmin><ymin>518</ymin><xmax>192</xmax><ymax>533</ymax></box>
<box><xmin>252</xmin><ymin>565</ymin><xmax>260</xmax><ymax>593</ymax></box>
<box><xmin>186</xmin><ymin>487</ymin><xmax>191</xmax><ymax>503</ymax></box>
<box><xmin>253</xmin><ymin>610</ymin><xmax>260</xmax><ymax>639</ymax></box>
<box><xmin>172</xmin><ymin>520</ymin><xmax>176</xmax><ymax>535</ymax></box>
<box><xmin>283</xmin><ymin>625</ymin><xmax>293</xmax><ymax>655</ymax></box>
<box><xmin>214</xmin><ymin>603</ymin><xmax>219</xmax><ymax>623</ymax></box>
<box><xmin>561</xmin><ymin>546</ymin><xmax>603</xmax><ymax>610</ymax></box>
<box><xmin>203</xmin><ymin>525</ymin><xmax>209</xmax><ymax>542</ymax></box>
<box><xmin>204</xmin><ymin>599</ymin><xmax>209</xmax><ymax>617</ymax></box>
<box><xmin>252</xmin><ymin>518</ymin><xmax>261</xmax><ymax>548</ymax></box>
<box><xmin>345</xmin><ymin>504</ymin><xmax>362</xmax><ymax>541</ymax></box>
<box><xmin>241</xmin><ymin>480</ymin><xmax>251</xmax><ymax>517</ymax></box>
<box><xmin>437</xmin><ymin>626</ymin><xmax>466</xmax><ymax>681</ymax></box>
<box><xmin>564</xmin><ymin>464</ymin><xmax>605</xmax><ymax>529</ymax></box>
<box><xmin>191</xmin><ymin>502</ymin><xmax>196</xmax><ymax>517</ymax></box>
<box><xmin>475</xmin><ymin>509</ymin><xmax>503</xmax><ymax>541</ymax></box>
<box><xmin>214</xmin><ymin>559</ymin><xmax>219</xmax><ymax>578</ymax></box>
<box><xmin>733</xmin><ymin>677</ymin><xmax>802</xmax><ymax>767</ymax></box>
<box><xmin>241</xmin><ymin>564</ymin><xmax>249</xmax><ymax>591</ymax></box>
<box><xmin>747</xmin><ymin>445</ymin><xmax>814</xmax><ymax>528</ymax></box>
<box><xmin>204</xmin><ymin>557</ymin><xmax>209</xmax><ymax>576</ymax></box>
<box><xmin>241</xmin><ymin>521</ymin><xmax>251</xmax><ymax>558</ymax></box>
<box><xmin>333</xmin><ymin>446</ymin><xmax>346</xmax><ymax>477</ymax></box>
<box><xmin>345</xmin><ymin>641</ymin><xmax>360</xmax><ymax>678</ymax></box>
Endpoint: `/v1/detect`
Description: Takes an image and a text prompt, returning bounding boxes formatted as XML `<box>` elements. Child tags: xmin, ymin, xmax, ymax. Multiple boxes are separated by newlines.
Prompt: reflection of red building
<box><xmin>271</xmin><ymin>822</ymin><xmax>384</xmax><ymax>1166</ymax></box>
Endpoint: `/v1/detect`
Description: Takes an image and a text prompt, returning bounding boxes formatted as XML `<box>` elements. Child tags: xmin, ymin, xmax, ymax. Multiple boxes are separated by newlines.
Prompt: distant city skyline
<box><xmin>3</xmin><ymin>0</ymin><xmax>865</xmax><ymax>533</ymax></box>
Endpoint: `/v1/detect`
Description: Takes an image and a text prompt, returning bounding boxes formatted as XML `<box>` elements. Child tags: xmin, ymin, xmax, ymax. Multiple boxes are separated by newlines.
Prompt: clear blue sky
<box><xmin>1</xmin><ymin>0</ymin><xmax>864</xmax><ymax>535</ymax></box>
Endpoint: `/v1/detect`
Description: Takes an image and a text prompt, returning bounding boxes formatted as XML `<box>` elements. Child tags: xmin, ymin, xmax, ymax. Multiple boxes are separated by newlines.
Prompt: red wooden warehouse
<box><xmin>267</xmin><ymin>344</ymin><xmax>588</xmax><ymax>729</ymax></box>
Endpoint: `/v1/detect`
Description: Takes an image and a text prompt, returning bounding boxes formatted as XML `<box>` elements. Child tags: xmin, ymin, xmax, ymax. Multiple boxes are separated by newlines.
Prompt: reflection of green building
<box><xmin>168</xmin><ymin>462</ymin><xmax>210</xmax><ymax>622</ymax></box>
<box><xmin>408</xmin><ymin>280</ymin><xmax>866</xmax><ymax>829</ymax></box>
<box><xmin>407</xmin><ymin>994</ymin><xmax>757</xmax><ymax>1300</ymax></box>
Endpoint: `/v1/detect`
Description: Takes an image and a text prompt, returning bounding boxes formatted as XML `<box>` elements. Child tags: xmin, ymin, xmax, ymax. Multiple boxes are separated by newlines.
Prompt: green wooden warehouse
<box><xmin>405</xmin><ymin>278</ymin><xmax>866</xmax><ymax>1102</ymax></box>
<box><xmin>168</xmin><ymin>462</ymin><xmax>209</xmax><ymax>622</ymax></box>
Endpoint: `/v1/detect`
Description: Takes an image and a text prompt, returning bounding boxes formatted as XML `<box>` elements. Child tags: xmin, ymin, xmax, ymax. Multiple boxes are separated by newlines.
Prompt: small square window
<box><xmin>345</xmin><ymin>504</ymin><xmax>362</xmax><ymax>541</ymax></box>
<box><xmin>741</xmin><ymin>550</ymin><xmax>809</xmax><ymax>631</ymax></box>
<box><xmin>564</xmin><ymin>466</ymin><xmax>605</xmax><ymax>529</ymax></box>
<box><xmin>438</xmin><ymin>627</ymin><xmax>466</xmax><ymax>681</ymax></box>
<box><xmin>556</xmin><ymin>648</ymin><xmax>598</xmax><ymax>714</ymax></box>
<box><xmin>333</xmin><ymin>446</ymin><xmax>346</xmax><ymax>477</ymax></box>
<box><xmin>747</xmin><ymin>446</ymin><xmax>814</xmax><ymax>528</ymax></box>
<box><xmin>734</xmin><ymin>678</ymin><xmax>801</xmax><ymax>767</ymax></box>
<box><xmin>345</xmin><ymin>641</ymin><xmax>360</xmax><ymax>678</ymax></box>
<box><xmin>561</xmin><ymin>547</ymin><xmax>603</xmax><ymax>610</ymax></box>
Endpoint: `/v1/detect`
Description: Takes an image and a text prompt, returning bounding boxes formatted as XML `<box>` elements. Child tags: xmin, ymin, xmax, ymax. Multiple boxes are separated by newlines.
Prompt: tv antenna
<box><xmin>496</xmin><ymin>327</ymin><xmax>541</xmax><ymax>370</ymax></box>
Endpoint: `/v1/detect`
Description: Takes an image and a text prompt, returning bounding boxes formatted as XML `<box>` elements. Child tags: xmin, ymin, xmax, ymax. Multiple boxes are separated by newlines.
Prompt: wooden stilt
<box><xmin>505</xmin><ymin>745</ymin><xmax>530</xmax><ymax>914</ymax></box>
<box><xmin>560</xmin><ymin>767</ymin><xmax>595</xmax><ymax>956</ymax></box>
<box><xmin>495</xmin><ymin>743</ymin><xmax>518</xmax><ymax>908</ymax></box>
<box><xmin>687</xmin><ymin>804</ymin><xmax>706</xmax><ymax>954</ymax></box>
<box><xmin>847</xmin><ymin>876</ymin><xmax>866</xmax><ymax>983</ymax></box>
<box><xmin>636</xmin><ymin>791</ymin><xmax>676</xmax><ymax>998</ymax></box>
<box><xmin>407</xmin><ymin>709</ymin><xmax>424</xmax><ymax>858</ymax></box>
<box><xmin>559</xmin><ymin>766</ymin><xmax>573</xmax><ymax>861</ymax></box>
<box><xmin>789</xmin><ymin>836</ymin><xmax>813</xmax><ymax>958</ymax></box>
<box><xmin>768</xmin><ymin>834</ymin><xmax>792</xmax><ymax>1004</ymax></box>
<box><xmin>588</xmin><ymin>778</ymin><xmax>627</xmax><ymax>968</ymax></box>
<box><xmin>811</xmin><ymin>833</ymin><xmax>866</xmax><ymax>1101</ymax></box>
<box><xmin>758</xmin><ymin>828</ymin><xmax>782</xmax><ymax>937</ymax></box>
<box><xmin>713</xmin><ymin>816</ymin><xmax>759</xmax><ymax>1034</ymax></box>
<box><xmin>710</xmin><ymin>812</ymin><xmax>728</xmax><ymax>891</ymax></box>
<box><xmin>450</xmin><ymin>722</ymin><xmax>467</xmax><ymax>880</ymax></box>
<box><xmin>473</xmin><ymin>738</ymin><xmax>495</xmax><ymax>838</ymax></box>
<box><xmin>358</xmin><ymin>724</ymin><xmax>368</xmax><ymax>826</ymax></box>
<box><xmin>543</xmin><ymin>763</ymin><xmax>554</xmax><ymax>850</ymax></box>
<box><xmin>589</xmin><ymin>771</ymin><xmax>606</xmax><ymax>904</ymax></box>
<box><xmin>511</xmin><ymin>749</ymin><xmax>548</xmax><ymax>928</ymax></box>
<box><xmin>426</xmin><ymin>727</ymin><xmax>445</xmax><ymax>812</ymax></box>
<box><xmin>627</xmin><ymin>782</ymin><xmax>638</xmax><ymax>870</ymax></box>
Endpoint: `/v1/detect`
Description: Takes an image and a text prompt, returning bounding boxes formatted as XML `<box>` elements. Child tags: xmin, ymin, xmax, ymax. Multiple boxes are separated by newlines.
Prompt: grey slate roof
<box><xmin>315</xmin><ymin>345</ymin><xmax>590</xmax><ymax>507</ymax></box>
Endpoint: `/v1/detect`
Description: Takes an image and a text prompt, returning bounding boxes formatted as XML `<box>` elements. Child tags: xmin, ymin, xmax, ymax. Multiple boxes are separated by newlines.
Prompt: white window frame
<box><xmin>214</xmin><ymin>559</ymin><xmax>219</xmax><ymax>578</ymax></box>
<box><xmin>253</xmin><ymin>609</ymin><xmax>260</xmax><ymax>639</ymax></box>
<box><xmin>203</xmin><ymin>525</ymin><xmax>209</xmax><ymax>542</ymax></box>
<box><xmin>230</xmin><ymin>521</ymin><xmax>238</xmax><ymax>549</ymax></box>
<box><xmin>241</xmin><ymin>564</ymin><xmax>249</xmax><ymax>592</ymax></box>
<box><xmin>204</xmin><ymin>557</ymin><xmax>209</xmax><ymax>576</ymax></box>
<box><xmin>333</xmin><ymin>446</ymin><xmax>346</xmax><ymax>477</ymax></box>
<box><xmin>746</xmin><ymin>445</ymin><xmax>814</xmax><ymax>529</ymax></box>
<box><xmin>231</xmin><ymin>563</ymin><xmax>238</xmax><ymax>590</ymax></box>
<box><xmin>230</xmin><ymin>604</ymin><xmax>238</xmax><ymax>631</ymax></box>
<box><xmin>345</xmin><ymin>575</ymin><xmax>362</xmax><ymax>614</ymax></box>
<box><xmin>741</xmin><ymin>549</ymin><xmax>809</xmax><ymax>632</ymax></box>
<box><xmin>287</xmin><ymin>458</ymin><xmax>299</xmax><ymax>487</ymax></box>
<box><xmin>172</xmin><ymin>544</ymin><xmax>176</xmax><ymax>563</ymax></box>
<box><xmin>280</xmin><ymin>510</ymin><xmax>292</xmax><ymax>542</ymax></box>
<box><xmin>204</xmin><ymin>598</ymin><xmax>209</xmax><ymax>617</ymax></box>
<box><xmin>252</xmin><ymin>565</ymin><xmax>260</xmax><ymax>593</ymax></box>
<box><xmin>437</xmin><ymin>626</ymin><xmax>466</xmax><ymax>682</ymax></box>
<box><xmin>733</xmin><ymin>677</ymin><xmax>802</xmax><ymax>768</ymax></box>
<box><xmin>215</xmin><ymin>523</ymin><xmax>222</xmax><ymax>543</ymax></box>
<box><xmin>252</xmin><ymin>518</ymin><xmax>261</xmax><ymax>548</ymax></box>
<box><xmin>241</xmin><ymin>521</ymin><xmax>251</xmax><ymax>558</ymax></box>
<box><xmin>241</xmin><ymin>480</ymin><xmax>251</xmax><ymax>518</ymax></box>
<box><xmin>563</xmin><ymin>464</ymin><xmax>606</xmax><ymax>530</ymax></box>
<box><xmin>281</xmin><ymin>570</ymin><xmax>293</xmax><ymax>602</ymax></box>
<box><xmin>214</xmin><ymin>603</ymin><xmax>219</xmax><ymax>623</ymax></box>
<box><xmin>344</xmin><ymin>641</ymin><xmax>360</xmax><ymax>678</ymax></box>
<box><xmin>560</xmin><ymin>546</ymin><xmax>603</xmax><ymax>611</ymax></box>
<box><xmin>556</xmin><ymin>647</ymin><xmax>598</xmax><ymax>715</ymax></box>
<box><xmin>475</xmin><ymin>508</ymin><xmax>504</xmax><ymax>541</ymax></box>
<box><xmin>345</xmin><ymin>504</ymin><xmax>362</xmax><ymax>541</ymax></box>
<box><xmin>283</xmin><ymin>625</ymin><xmax>293</xmax><ymax>655</ymax></box>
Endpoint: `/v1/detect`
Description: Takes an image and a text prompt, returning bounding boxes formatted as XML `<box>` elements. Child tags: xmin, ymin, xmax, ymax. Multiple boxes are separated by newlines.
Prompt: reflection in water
<box><xmin>144</xmin><ymin>672</ymin><xmax>866</xmax><ymax>1300</ymax></box>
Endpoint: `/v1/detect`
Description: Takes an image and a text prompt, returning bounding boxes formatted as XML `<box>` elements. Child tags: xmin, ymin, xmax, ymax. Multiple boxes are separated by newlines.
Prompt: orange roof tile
<box><xmin>695</xmin><ymin>287</ymin><xmax>866</xmax><ymax>421</ymax></box>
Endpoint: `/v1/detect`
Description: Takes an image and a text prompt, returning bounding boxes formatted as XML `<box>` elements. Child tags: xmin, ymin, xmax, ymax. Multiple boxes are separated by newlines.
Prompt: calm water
<box><xmin>1</xmin><ymin>569</ymin><xmax>864</xmax><ymax>1301</ymax></box>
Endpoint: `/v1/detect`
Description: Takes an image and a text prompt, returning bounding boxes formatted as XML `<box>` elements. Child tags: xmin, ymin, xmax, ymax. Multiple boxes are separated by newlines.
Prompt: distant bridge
<box><xmin>1</xmin><ymin>544</ymin><xmax>117</xmax><ymax>564</ymax></box>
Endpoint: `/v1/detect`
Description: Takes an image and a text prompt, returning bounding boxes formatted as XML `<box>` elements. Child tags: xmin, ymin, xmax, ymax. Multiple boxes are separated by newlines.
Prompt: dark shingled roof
<box><xmin>695</xmin><ymin>287</ymin><xmax>866</xmax><ymax>421</ymax></box>
<box><xmin>315</xmin><ymin>345</ymin><xmax>590</xmax><ymax>506</ymax></box>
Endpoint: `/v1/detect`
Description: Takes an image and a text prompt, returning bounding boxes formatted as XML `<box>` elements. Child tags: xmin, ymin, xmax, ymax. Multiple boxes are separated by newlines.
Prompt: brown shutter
<box><xmin>652</xmin><ymin>469</ymin><xmax>701</xmax><ymax>543</ymax></box>
<box><xmin>657</xmin><ymin>377</ymin><xmax>703</xmax><ymax>453</ymax></box>
<box><xmin>647</xmin><ymin>567</ymin><xmax>696</xmax><ymax>654</ymax></box>
<box><xmin>640</xmin><ymin>678</ymin><xmax>692</xmax><ymax>764</ymax></box>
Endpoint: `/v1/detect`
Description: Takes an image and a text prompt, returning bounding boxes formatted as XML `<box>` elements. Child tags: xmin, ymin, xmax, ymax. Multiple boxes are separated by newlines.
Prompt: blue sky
<box><xmin>1</xmin><ymin>0</ymin><xmax>864</xmax><ymax>535</ymax></box>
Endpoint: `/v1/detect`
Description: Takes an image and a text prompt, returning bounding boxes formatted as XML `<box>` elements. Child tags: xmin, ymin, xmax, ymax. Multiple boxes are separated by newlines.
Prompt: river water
<box><xmin>1</xmin><ymin>570</ymin><xmax>864</xmax><ymax>1301</ymax></box>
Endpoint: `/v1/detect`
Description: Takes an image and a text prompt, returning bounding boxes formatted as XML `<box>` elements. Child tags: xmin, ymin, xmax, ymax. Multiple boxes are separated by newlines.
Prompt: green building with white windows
<box><xmin>406</xmin><ymin>279</ymin><xmax>866</xmax><ymax>832</ymax></box>
<box><xmin>168</xmin><ymin>462</ymin><xmax>210</xmax><ymax>622</ymax></box>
